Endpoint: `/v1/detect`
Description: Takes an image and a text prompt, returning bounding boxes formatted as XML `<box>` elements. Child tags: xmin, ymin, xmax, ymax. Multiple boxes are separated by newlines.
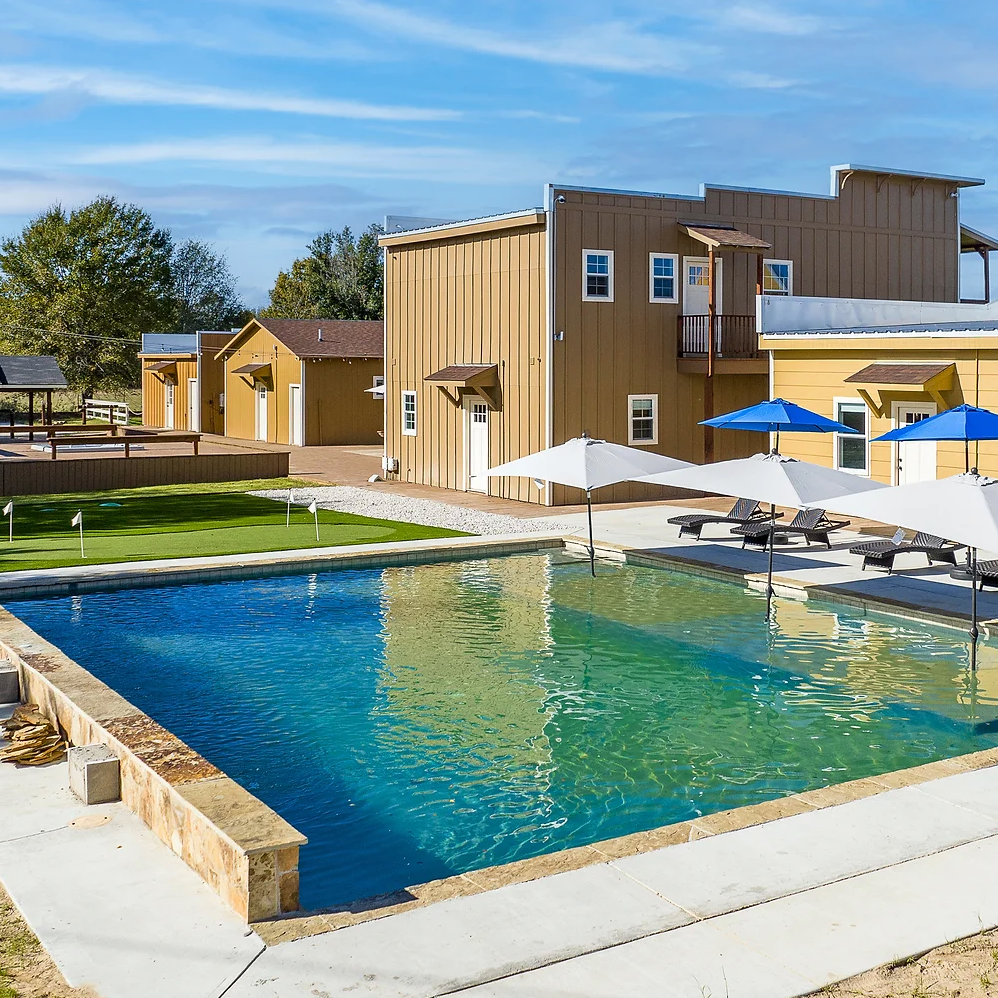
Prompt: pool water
<box><xmin>10</xmin><ymin>553</ymin><xmax>998</xmax><ymax>909</ymax></box>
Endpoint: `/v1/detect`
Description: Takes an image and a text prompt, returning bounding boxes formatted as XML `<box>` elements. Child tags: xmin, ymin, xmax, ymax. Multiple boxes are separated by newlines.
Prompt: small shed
<box><xmin>139</xmin><ymin>331</ymin><xmax>232</xmax><ymax>433</ymax></box>
<box><xmin>0</xmin><ymin>356</ymin><xmax>68</xmax><ymax>424</ymax></box>
<box><xmin>216</xmin><ymin>318</ymin><xmax>384</xmax><ymax>446</ymax></box>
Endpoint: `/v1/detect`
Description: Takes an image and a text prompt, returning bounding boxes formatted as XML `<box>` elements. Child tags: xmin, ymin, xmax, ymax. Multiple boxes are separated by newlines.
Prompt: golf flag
<box><xmin>3</xmin><ymin>500</ymin><xmax>11</xmax><ymax>544</ymax></box>
<box><xmin>71</xmin><ymin>510</ymin><xmax>85</xmax><ymax>557</ymax></box>
<box><xmin>286</xmin><ymin>487</ymin><xmax>294</xmax><ymax>528</ymax></box>
<box><xmin>307</xmin><ymin>499</ymin><xmax>319</xmax><ymax>541</ymax></box>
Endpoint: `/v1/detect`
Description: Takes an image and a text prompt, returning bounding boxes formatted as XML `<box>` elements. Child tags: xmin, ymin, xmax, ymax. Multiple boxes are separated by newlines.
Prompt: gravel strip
<box><xmin>251</xmin><ymin>486</ymin><xmax>574</xmax><ymax>536</ymax></box>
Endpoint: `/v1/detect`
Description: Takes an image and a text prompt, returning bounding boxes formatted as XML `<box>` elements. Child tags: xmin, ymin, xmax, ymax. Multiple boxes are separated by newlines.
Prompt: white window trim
<box><xmin>401</xmin><ymin>390</ymin><xmax>417</xmax><ymax>436</ymax></box>
<box><xmin>373</xmin><ymin>375</ymin><xmax>385</xmax><ymax>388</ymax></box>
<box><xmin>833</xmin><ymin>396</ymin><xmax>870</xmax><ymax>477</ymax></box>
<box><xmin>582</xmin><ymin>248</ymin><xmax>614</xmax><ymax>302</ymax></box>
<box><xmin>762</xmin><ymin>258</ymin><xmax>794</xmax><ymax>296</ymax></box>
<box><xmin>627</xmin><ymin>393</ymin><xmax>658</xmax><ymax>447</ymax></box>
<box><xmin>648</xmin><ymin>252</ymin><xmax>679</xmax><ymax>304</ymax></box>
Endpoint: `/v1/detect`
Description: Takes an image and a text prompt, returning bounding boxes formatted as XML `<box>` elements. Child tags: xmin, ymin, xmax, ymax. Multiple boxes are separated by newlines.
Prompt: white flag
<box><xmin>2</xmin><ymin>501</ymin><xmax>11</xmax><ymax>516</ymax></box>
<box><xmin>307</xmin><ymin>500</ymin><xmax>318</xmax><ymax>515</ymax></box>
<box><xmin>71</xmin><ymin>511</ymin><xmax>82</xmax><ymax>527</ymax></box>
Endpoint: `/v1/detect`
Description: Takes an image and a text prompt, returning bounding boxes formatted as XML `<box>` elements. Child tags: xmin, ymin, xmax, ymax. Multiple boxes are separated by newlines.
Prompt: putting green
<box><xmin>0</xmin><ymin>487</ymin><xmax>467</xmax><ymax>572</ymax></box>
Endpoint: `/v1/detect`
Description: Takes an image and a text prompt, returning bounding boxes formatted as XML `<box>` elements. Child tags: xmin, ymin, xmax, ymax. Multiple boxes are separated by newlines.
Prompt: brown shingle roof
<box><xmin>682</xmin><ymin>224</ymin><xmax>772</xmax><ymax>252</ymax></box>
<box><xmin>425</xmin><ymin>364</ymin><xmax>498</xmax><ymax>384</ymax></box>
<box><xmin>845</xmin><ymin>363</ymin><xmax>953</xmax><ymax>385</ymax></box>
<box><xmin>256</xmin><ymin>319</ymin><xmax>383</xmax><ymax>359</ymax></box>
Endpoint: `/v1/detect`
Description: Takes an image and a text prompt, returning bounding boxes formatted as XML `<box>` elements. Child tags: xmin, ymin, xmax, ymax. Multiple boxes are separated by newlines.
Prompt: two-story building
<box><xmin>381</xmin><ymin>164</ymin><xmax>992</xmax><ymax>505</ymax></box>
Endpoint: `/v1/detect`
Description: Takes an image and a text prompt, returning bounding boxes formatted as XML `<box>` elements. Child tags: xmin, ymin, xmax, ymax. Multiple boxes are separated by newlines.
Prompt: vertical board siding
<box><xmin>141</xmin><ymin>358</ymin><xmax>196</xmax><ymax>430</ymax></box>
<box><xmin>383</xmin><ymin>221</ymin><xmax>547</xmax><ymax>502</ymax></box>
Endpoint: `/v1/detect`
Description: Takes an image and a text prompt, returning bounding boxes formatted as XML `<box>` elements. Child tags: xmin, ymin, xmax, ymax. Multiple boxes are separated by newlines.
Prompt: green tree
<box><xmin>170</xmin><ymin>239</ymin><xmax>245</xmax><ymax>333</ymax></box>
<box><xmin>264</xmin><ymin>223</ymin><xmax>384</xmax><ymax>321</ymax></box>
<box><xmin>0</xmin><ymin>197</ymin><xmax>175</xmax><ymax>392</ymax></box>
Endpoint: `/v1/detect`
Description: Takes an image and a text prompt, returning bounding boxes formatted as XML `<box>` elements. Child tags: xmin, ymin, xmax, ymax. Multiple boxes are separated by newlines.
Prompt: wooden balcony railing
<box><xmin>676</xmin><ymin>314</ymin><xmax>761</xmax><ymax>359</ymax></box>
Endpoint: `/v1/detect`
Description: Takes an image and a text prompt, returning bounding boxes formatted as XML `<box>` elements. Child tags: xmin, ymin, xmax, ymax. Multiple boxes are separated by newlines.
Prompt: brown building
<box><xmin>139</xmin><ymin>331</ymin><xmax>231</xmax><ymax>433</ymax></box>
<box><xmin>216</xmin><ymin>318</ymin><xmax>384</xmax><ymax>446</ymax></box>
<box><xmin>381</xmin><ymin>164</ymin><xmax>992</xmax><ymax>504</ymax></box>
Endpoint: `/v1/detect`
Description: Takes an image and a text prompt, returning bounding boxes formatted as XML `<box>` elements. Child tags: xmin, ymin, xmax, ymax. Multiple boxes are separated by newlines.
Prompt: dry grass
<box><xmin>0</xmin><ymin>881</ymin><xmax>97</xmax><ymax>998</ymax></box>
<box><xmin>814</xmin><ymin>930</ymin><xmax>998</xmax><ymax>997</ymax></box>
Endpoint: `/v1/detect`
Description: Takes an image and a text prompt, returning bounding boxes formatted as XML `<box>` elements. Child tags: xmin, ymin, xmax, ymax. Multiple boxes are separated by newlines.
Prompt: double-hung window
<box><xmin>835</xmin><ymin>400</ymin><xmax>868</xmax><ymax>474</ymax></box>
<box><xmin>583</xmin><ymin>249</ymin><xmax>613</xmax><ymax>301</ymax></box>
<box><xmin>628</xmin><ymin>394</ymin><xmax>658</xmax><ymax>446</ymax></box>
<box><xmin>401</xmin><ymin>391</ymin><xmax>417</xmax><ymax>436</ymax></box>
<box><xmin>762</xmin><ymin>259</ymin><xmax>793</xmax><ymax>295</ymax></box>
<box><xmin>649</xmin><ymin>253</ymin><xmax>678</xmax><ymax>303</ymax></box>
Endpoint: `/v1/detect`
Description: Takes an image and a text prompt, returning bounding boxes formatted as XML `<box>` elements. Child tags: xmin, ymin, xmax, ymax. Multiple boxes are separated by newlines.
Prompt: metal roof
<box><xmin>0</xmin><ymin>356</ymin><xmax>67</xmax><ymax>390</ymax></box>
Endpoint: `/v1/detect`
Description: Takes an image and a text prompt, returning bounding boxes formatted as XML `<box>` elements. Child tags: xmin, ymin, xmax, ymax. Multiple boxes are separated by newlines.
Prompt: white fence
<box><xmin>84</xmin><ymin>399</ymin><xmax>130</xmax><ymax>425</ymax></box>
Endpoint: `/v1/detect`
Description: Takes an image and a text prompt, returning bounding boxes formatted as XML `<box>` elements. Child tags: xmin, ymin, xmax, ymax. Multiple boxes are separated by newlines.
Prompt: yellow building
<box><xmin>760</xmin><ymin>289</ymin><xmax>998</xmax><ymax>483</ymax></box>
<box><xmin>215</xmin><ymin>318</ymin><xmax>384</xmax><ymax>446</ymax></box>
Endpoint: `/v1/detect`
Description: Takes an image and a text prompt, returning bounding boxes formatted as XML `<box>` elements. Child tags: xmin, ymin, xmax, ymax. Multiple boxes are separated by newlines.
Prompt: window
<box><xmin>649</xmin><ymin>253</ymin><xmax>678</xmax><ymax>303</ymax></box>
<box><xmin>628</xmin><ymin>394</ymin><xmax>658</xmax><ymax>446</ymax></box>
<box><xmin>835</xmin><ymin>400</ymin><xmax>868</xmax><ymax>474</ymax></box>
<box><xmin>373</xmin><ymin>375</ymin><xmax>385</xmax><ymax>388</ymax></box>
<box><xmin>583</xmin><ymin>249</ymin><xmax>613</xmax><ymax>301</ymax></box>
<box><xmin>402</xmin><ymin>391</ymin><xmax>417</xmax><ymax>435</ymax></box>
<box><xmin>762</xmin><ymin>259</ymin><xmax>793</xmax><ymax>295</ymax></box>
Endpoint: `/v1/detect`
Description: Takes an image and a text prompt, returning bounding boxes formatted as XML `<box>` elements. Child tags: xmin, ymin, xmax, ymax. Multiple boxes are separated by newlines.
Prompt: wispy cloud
<box><xmin>722</xmin><ymin>5</ymin><xmax>835</xmax><ymax>37</ymax></box>
<box><xmin>36</xmin><ymin>135</ymin><xmax>549</xmax><ymax>184</ymax></box>
<box><xmin>328</xmin><ymin>0</ymin><xmax>714</xmax><ymax>76</ymax></box>
<box><xmin>0</xmin><ymin>64</ymin><xmax>459</xmax><ymax>121</ymax></box>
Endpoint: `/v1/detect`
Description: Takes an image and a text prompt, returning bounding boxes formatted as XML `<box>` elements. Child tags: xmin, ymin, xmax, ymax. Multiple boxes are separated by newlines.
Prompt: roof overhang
<box><xmin>232</xmin><ymin>362</ymin><xmax>272</xmax><ymax>383</ymax></box>
<box><xmin>844</xmin><ymin>362</ymin><xmax>956</xmax><ymax>416</ymax></box>
<box><xmin>681</xmin><ymin>223</ymin><xmax>772</xmax><ymax>252</ymax></box>
<box><xmin>961</xmin><ymin>224</ymin><xmax>998</xmax><ymax>253</ymax></box>
<box><xmin>424</xmin><ymin>364</ymin><xmax>500</xmax><ymax>409</ymax></box>
<box><xmin>145</xmin><ymin>360</ymin><xmax>179</xmax><ymax>382</ymax></box>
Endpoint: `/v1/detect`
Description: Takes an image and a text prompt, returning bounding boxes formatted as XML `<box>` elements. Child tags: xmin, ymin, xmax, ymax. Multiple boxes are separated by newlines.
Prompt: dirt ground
<box><xmin>813</xmin><ymin>929</ymin><xmax>998</xmax><ymax>997</ymax></box>
<box><xmin>0</xmin><ymin>882</ymin><xmax>97</xmax><ymax>998</ymax></box>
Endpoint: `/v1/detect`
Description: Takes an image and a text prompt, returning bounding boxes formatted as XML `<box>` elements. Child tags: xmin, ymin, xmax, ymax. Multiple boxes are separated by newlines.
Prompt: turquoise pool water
<box><xmin>10</xmin><ymin>552</ymin><xmax>998</xmax><ymax>909</ymax></box>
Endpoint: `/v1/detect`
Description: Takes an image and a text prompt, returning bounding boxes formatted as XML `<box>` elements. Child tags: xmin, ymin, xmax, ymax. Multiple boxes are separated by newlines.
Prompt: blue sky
<box><xmin>3</xmin><ymin>0</ymin><xmax>998</xmax><ymax>306</ymax></box>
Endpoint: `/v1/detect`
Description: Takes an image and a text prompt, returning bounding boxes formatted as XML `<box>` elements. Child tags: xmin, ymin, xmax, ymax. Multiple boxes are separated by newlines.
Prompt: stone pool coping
<box><xmin>2</xmin><ymin>526</ymin><xmax>996</xmax><ymax>943</ymax></box>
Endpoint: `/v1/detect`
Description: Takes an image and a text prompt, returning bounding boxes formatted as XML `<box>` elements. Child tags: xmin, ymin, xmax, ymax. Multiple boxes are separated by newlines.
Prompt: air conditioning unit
<box><xmin>382</xmin><ymin>455</ymin><xmax>399</xmax><ymax>473</ymax></box>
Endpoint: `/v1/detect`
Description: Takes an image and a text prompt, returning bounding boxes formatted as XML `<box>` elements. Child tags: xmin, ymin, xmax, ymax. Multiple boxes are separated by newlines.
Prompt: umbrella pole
<box><xmin>586</xmin><ymin>489</ymin><xmax>595</xmax><ymax>578</ymax></box>
<box><xmin>966</xmin><ymin>439</ymin><xmax>970</xmax><ymax>474</ymax></box>
<box><xmin>767</xmin><ymin>502</ymin><xmax>776</xmax><ymax>619</ymax></box>
<box><xmin>971</xmin><ymin>546</ymin><xmax>979</xmax><ymax>671</ymax></box>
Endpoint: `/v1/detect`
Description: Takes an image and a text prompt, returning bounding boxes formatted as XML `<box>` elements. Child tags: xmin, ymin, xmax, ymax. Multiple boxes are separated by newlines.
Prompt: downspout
<box><xmin>544</xmin><ymin>182</ymin><xmax>556</xmax><ymax>506</ymax></box>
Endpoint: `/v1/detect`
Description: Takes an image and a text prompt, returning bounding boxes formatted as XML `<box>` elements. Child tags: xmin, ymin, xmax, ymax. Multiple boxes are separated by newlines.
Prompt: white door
<box><xmin>893</xmin><ymin>403</ymin><xmax>937</xmax><ymax>484</ymax></box>
<box><xmin>683</xmin><ymin>257</ymin><xmax>723</xmax><ymax>314</ymax></box>
<box><xmin>164</xmin><ymin>382</ymin><xmax>175</xmax><ymax>429</ymax></box>
<box><xmin>256</xmin><ymin>385</ymin><xmax>269</xmax><ymax>441</ymax></box>
<box><xmin>289</xmin><ymin>384</ymin><xmax>303</xmax><ymax>446</ymax></box>
<box><xmin>187</xmin><ymin>378</ymin><xmax>199</xmax><ymax>431</ymax></box>
<box><xmin>467</xmin><ymin>400</ymin><xmax>489</xmax><ymax>492</ymax></box>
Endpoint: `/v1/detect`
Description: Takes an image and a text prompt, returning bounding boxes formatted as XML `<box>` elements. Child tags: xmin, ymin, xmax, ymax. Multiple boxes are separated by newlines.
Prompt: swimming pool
<box><xmin>10</xmin><ymin>552</ymin><xmax>998</xmax><ymax>909</ymax></box>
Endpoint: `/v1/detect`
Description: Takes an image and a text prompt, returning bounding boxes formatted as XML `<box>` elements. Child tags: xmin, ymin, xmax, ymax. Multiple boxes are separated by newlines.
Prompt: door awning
<box><xmin>232</xmin><ymin>362</ymin><xmax>272</xmax><ymax>379</ymax></box>
<box><xmin>146</xmin><ymin>360</ymin><xmax>177</xmax><ymax>373</ymax></box>
<box><xmin>681</xmin><ymin>224</ymin><xmax>772</xmax><ymax>252</ymax></box>
<box><xmin>844</xmin><ymin>362</ymin><xmax>956</xmax><ymax>416</ymax></box>
<box><xmin>424</xmin><ymin>364</ymin><xmax>499</xmax><ymax>409</ymax></box>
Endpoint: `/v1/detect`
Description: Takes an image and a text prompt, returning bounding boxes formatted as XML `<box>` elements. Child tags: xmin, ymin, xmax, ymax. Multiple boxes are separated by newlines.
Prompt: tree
<box><xmin>263</xmin><ymin>223</ymin><xmax>384</xmax><ymax>321</ymax></box>
<box><xmin>170</xmin><ymin>239</ymin><xmax>245</xmax><ymax>332</ymax></box>
<box><xmin>0</xmin><ymin>197</ymin><xmax>175</xmax><ymax>392</ymax></box>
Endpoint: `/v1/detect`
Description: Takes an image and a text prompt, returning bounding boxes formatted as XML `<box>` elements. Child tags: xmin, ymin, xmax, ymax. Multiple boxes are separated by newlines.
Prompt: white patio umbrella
<box><xmin>637</xmin><ymin>452</ymin><xmax>887</xmax><ymax>618</ymax></box>
<box><xmin>488</xmin><ymin>435</ymin><xmax>692</xmax><ymax>576</ymax></box>
<box><xmin>829</xmin><ymin>471</ymin><xmax>998</xmax><ymax>670</ymax></box>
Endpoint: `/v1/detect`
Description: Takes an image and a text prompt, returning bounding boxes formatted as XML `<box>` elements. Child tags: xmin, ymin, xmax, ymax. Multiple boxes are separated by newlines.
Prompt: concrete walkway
<box><xmin>0</xmin><ymin>707</ymin><xmax>261</xmax><ymax>998</ymax></box>
<box><xmin>222</xmin><ymin>765</ymin><xmax>998</xmax><ymax>997</ymax></box>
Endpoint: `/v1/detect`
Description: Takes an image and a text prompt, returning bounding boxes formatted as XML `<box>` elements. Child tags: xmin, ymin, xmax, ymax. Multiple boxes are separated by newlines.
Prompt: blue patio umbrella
<box><xmin>697</xmin><ymin>398</ymin><xmax>862</xmax><ymax>619</ymax></box>
<box><xmin>872</xmin><ymin>403</ymin><xmax>998</xmax><ymax>473</ymax></box>
<box><xmin>701</xmin><ymin>398</ymin><xmax>860</xmax><ymax>453</ymax></box>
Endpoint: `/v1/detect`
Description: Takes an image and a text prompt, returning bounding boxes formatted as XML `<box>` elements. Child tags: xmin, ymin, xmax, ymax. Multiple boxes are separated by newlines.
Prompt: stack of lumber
<box><xmin>1</xmin><ymin>704</ymin><xmax>67</xmax><ymax>765</ymax></box>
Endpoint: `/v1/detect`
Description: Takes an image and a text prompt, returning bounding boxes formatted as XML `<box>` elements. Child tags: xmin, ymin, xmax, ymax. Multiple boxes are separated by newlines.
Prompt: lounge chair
<box><xmin>849</xmin><ymin>531</ymin><xmax>964</xmax><ymax>573</ymax></box>
<box><xmin>731</xmin><ymin>507</ymin><xmax>850</xmax><ymax>550</ymax></box>
<box><xmin>666</xmin><ymin>497</ymin><xmax>772</xmax><ymax>541</ymax></box>
<box><xmin>972</xmin><ymin>559</ymin><xmax>998</xmax><ymax>591</ymax></box>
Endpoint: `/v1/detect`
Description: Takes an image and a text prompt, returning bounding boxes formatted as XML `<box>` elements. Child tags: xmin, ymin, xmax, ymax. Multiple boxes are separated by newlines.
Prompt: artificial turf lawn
<box><xmin>0</xmin><ymin>479</ymin><xmax>468</xmax><ymax>572</ymax></box>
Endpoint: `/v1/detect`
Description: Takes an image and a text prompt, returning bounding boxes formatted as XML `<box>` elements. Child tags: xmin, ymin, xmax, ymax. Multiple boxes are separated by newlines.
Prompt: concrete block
<box><xmin>68</xmin><ymin>745</ymin><xmax>120</xmax><ymax>805</ymax></box>
<box><xmin>0</xmin><ymin>660</ymin><xmax>18</xmax><ymax>704</ymax></box>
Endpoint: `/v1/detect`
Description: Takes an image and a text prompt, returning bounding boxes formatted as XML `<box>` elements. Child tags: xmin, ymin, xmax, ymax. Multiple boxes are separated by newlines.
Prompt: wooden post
<box><xmin>46</xmin><ymin>391</ymin><xmax>53</xmax><ymax>425</ymax></box>
<box><xmin>704</xmin><ymin>247</ymin><xmax>717</xmax><ymax>463</ymax></box>
<box><xmin>756</xmin><ymin>254</ymin><xmax>765</xmax><ymax>297</ymax></box>
<box><xmin>981</xmin><ymin>247</ymin><xmax>991</xmax><ymax>304</ymax></box>
<box><xmin>27</xmin><ymin>391</ymin><xmax>34</xmax><ymax>442</ymax></box>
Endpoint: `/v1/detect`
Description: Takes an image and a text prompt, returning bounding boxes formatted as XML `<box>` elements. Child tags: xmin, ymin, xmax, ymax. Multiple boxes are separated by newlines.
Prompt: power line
<box><xmin>0</xmin><ymin>323</ymin><xmax>141</xmax><ymax>346</ymax></box>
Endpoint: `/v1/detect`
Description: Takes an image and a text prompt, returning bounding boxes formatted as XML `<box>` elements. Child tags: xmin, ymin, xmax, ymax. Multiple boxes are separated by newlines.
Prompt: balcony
<box><xmin>676</xmin><ymin>315</ymin><xmax>767</xmax><ymax>375</ymax></box>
